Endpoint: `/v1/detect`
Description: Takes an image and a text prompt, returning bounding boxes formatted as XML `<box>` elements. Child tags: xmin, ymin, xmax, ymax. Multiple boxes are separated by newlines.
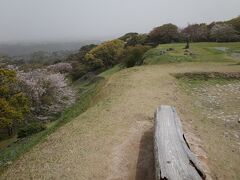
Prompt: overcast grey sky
<box><xmin>0</xmin><ymin>0</ymin><xmax>240</xmax><ymax>43</ymax></box>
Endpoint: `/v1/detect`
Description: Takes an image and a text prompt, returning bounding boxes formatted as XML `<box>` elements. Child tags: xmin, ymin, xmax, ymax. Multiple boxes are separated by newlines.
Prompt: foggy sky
<box><xmin>0</xmin><ymin>0</ymin><xmax>240</xmax><ymax>43</ymax></box>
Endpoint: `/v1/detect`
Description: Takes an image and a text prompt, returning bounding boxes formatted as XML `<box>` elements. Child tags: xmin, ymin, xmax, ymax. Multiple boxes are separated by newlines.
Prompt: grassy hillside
<box><xmin>144</xmin><ymin>42</ymin><xmax>240</xmax><ymax>64</ymax></box>
<box><xmin>1</xmin><ymin>42</ymin><xmax>240</xmax><ymax>179</ymax></box>
<box><xmin>0</xmin><ymin>66</ymin><xmax>120</xmax><ymax>172</ymax></box>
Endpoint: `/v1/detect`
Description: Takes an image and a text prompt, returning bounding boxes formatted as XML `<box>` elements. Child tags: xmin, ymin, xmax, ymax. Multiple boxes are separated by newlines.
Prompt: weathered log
<box><xmin>154</xmin><ymin>105</ymin><xmax>206</xmax><ymax>180</ymax></box>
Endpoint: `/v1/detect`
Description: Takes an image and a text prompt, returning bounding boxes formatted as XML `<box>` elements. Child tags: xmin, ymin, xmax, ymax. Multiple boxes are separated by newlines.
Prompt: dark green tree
<box><xmin>120</xmin><ymin>33</ymin><xmax>149</xmax><ymax>46</ymax></box>
<box><xmin>227</xmin><ymin>16</ymin><xmax>240</xmax><ymax>32</ymax></box>
<box><xmin>149</xmin><ymin>23</ymin><xmax>180</xmax><ymax>44</ymax></box>
<box><xmin>67</xmin><ymin>44</ymin><xmax>97</xmax><ymax>63</ymax></box>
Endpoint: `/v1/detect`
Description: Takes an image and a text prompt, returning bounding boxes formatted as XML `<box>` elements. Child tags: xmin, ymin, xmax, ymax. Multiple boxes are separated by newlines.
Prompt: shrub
<box><xmin>121</xmin><ymin>45</ymin><xmax>151</xmax><ymax>68</ymax></box>
<box><xmin>0</xmin><ymin>68</ymin><xmax>29</xmax><ymax>136</ymax></box>
<box><xmin>84</xmin><ymin>53</ymin><xmax>104</xmax><ymax>70</ymax></box>
<box><xmin>84</xmin><ymin>39</ymin><xmax>125</xmax><ymax>70</ymax></box>
<box><xmin>67</xmin><ymin>44</ymin><xmax>97</xmax><ymax>63</ymax></box>
<box><xmin>69</xmin><ymin>62</ymin><xmax>88</xmax><ymax>80</ymax></box>
<box><xmin>18</xmin><ymin>123</ymin><xmax>46</xmax><ymax>138</ymax></box>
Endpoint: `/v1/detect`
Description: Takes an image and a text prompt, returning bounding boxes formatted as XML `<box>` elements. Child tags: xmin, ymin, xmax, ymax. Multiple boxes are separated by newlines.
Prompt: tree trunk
<box><xmin>154</xmin><ymin>105</ymin><xmax>206</xmax><ymax>180</ymax></box>
<box><xmin>185</xmin><ymin>37</ymin><xmax>190</xmax><ymax>49</ymax></box>
<box><xmin>7</xmin><ymin>126</ymin><xmax>13</xmax><ymax>136</ymax></box>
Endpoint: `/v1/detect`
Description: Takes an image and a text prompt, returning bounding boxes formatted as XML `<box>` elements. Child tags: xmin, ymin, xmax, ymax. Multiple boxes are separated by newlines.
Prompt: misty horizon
<box><xmin>1</xmin><ymin>0</ymin><xmax>240</xmax><ymax>44</ymax></box>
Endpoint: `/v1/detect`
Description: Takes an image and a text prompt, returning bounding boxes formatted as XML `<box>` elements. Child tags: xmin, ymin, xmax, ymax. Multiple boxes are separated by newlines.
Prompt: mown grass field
<box><xmin>0</xmin><ymin>42</ymin><xmax>240</xmax><ymax>179</ymax></box>
<box><xmin>144</xmin><ymin>42</ymin><xmax>240</xmax><ymax>64</ymax></box>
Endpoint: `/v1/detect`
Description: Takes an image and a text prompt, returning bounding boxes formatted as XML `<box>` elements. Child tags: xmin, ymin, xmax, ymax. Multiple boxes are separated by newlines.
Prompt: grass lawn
<box><xmin>144</xmin><ymin>42</ymin><xmax>240</xmax><ymax>64</ymax></box>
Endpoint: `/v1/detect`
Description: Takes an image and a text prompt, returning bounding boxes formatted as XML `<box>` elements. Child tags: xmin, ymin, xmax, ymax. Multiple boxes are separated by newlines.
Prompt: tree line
<box><xmin>141</xmin><ymin>16</ymin><xmax>240</xmax><ymax>45</ymax></box>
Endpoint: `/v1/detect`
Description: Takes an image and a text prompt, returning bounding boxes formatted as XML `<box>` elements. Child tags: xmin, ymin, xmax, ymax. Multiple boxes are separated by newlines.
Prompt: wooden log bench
<box><xmin>154</xmin><ymin>105</ymin><xmax>206</xmax><ymax>180</ymax></box>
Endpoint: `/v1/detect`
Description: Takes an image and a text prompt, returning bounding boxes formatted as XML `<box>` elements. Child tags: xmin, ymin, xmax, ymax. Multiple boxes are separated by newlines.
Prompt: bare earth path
<box><xmin>1</xmin><ymin>63</ymin><xmax>239</xmax><ymax>180</ymax></box>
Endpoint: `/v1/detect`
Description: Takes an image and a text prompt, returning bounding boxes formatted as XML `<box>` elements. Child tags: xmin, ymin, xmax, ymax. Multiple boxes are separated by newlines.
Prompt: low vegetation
<box><xmin>0</xmin><ymin>69</ymin><xmax>29</xmax><ymax>136</ymax></box>
<box><xmin>120</xmin><ymin>45</ymin><xmax>151</xmax><ymax>68</ymax></box>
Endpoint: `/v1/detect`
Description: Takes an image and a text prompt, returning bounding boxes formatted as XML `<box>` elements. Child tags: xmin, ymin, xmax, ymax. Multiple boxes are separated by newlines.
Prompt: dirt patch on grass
<box><xmin>178</xmin><ymin>73</ymin><xmax>240</xmax><ymax>180</ymax></box>
<box><xmin>174</xmin><ymin>72</ymin><xmax>240</xmax><ymax>80</ymax></box>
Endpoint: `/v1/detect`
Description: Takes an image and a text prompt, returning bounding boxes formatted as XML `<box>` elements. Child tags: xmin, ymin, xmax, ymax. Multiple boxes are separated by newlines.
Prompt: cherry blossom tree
<box><xmin>17</xmin><ymin>68</ymin><xmax>75</xmax><ymax>120</ymax></box>
<box><xmin>210</xmin><ymin>23</ymin><xmax>239</xmax><ymax>42</ymax></box>
<box><xmin>47</xmin><ymin>62</ymin><xmax>72</xmax><ymax>73</ymax></box>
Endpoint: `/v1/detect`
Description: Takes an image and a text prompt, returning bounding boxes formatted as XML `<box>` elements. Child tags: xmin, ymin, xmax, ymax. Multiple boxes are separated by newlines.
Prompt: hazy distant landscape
<box><xmin>0</xmin><ymin>40</ymin><xmax>100</xmax><ymax>56</ymax></box>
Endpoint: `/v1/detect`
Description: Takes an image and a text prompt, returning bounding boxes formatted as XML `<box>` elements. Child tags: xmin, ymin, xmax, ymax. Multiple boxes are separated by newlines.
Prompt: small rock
<box><xmin>234</xmin><ymin>133</ymin><xmax>239</xmax><ymax>139</ymax></box>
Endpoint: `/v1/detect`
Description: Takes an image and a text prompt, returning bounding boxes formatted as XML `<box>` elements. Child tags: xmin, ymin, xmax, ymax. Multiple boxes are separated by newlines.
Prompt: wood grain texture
<box><xmin>154</xmin><ymin>105</ymin><xmax>206</xmax><ymax>180</ymax></box>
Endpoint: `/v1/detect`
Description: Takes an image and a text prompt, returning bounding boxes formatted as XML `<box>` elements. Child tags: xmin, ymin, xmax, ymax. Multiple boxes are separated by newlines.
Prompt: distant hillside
<box><xmin>0</xmin><ymin>40</ymin><xmax>101</xmax><ymax>57</ymax></box>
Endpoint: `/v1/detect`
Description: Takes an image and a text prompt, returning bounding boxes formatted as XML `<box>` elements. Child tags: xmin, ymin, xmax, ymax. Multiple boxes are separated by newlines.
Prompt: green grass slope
<box><xmin>144</xmin><ymin>42</ymin><xmax>240</xmax><ymax>64</ymax></box>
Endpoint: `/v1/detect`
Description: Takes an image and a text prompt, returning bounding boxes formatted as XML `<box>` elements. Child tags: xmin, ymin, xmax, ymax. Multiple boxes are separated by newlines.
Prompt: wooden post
<box><xmin>154</xmin><ymin>105</ymin><xmax>206</xmax><ymax>180</ymax></box>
